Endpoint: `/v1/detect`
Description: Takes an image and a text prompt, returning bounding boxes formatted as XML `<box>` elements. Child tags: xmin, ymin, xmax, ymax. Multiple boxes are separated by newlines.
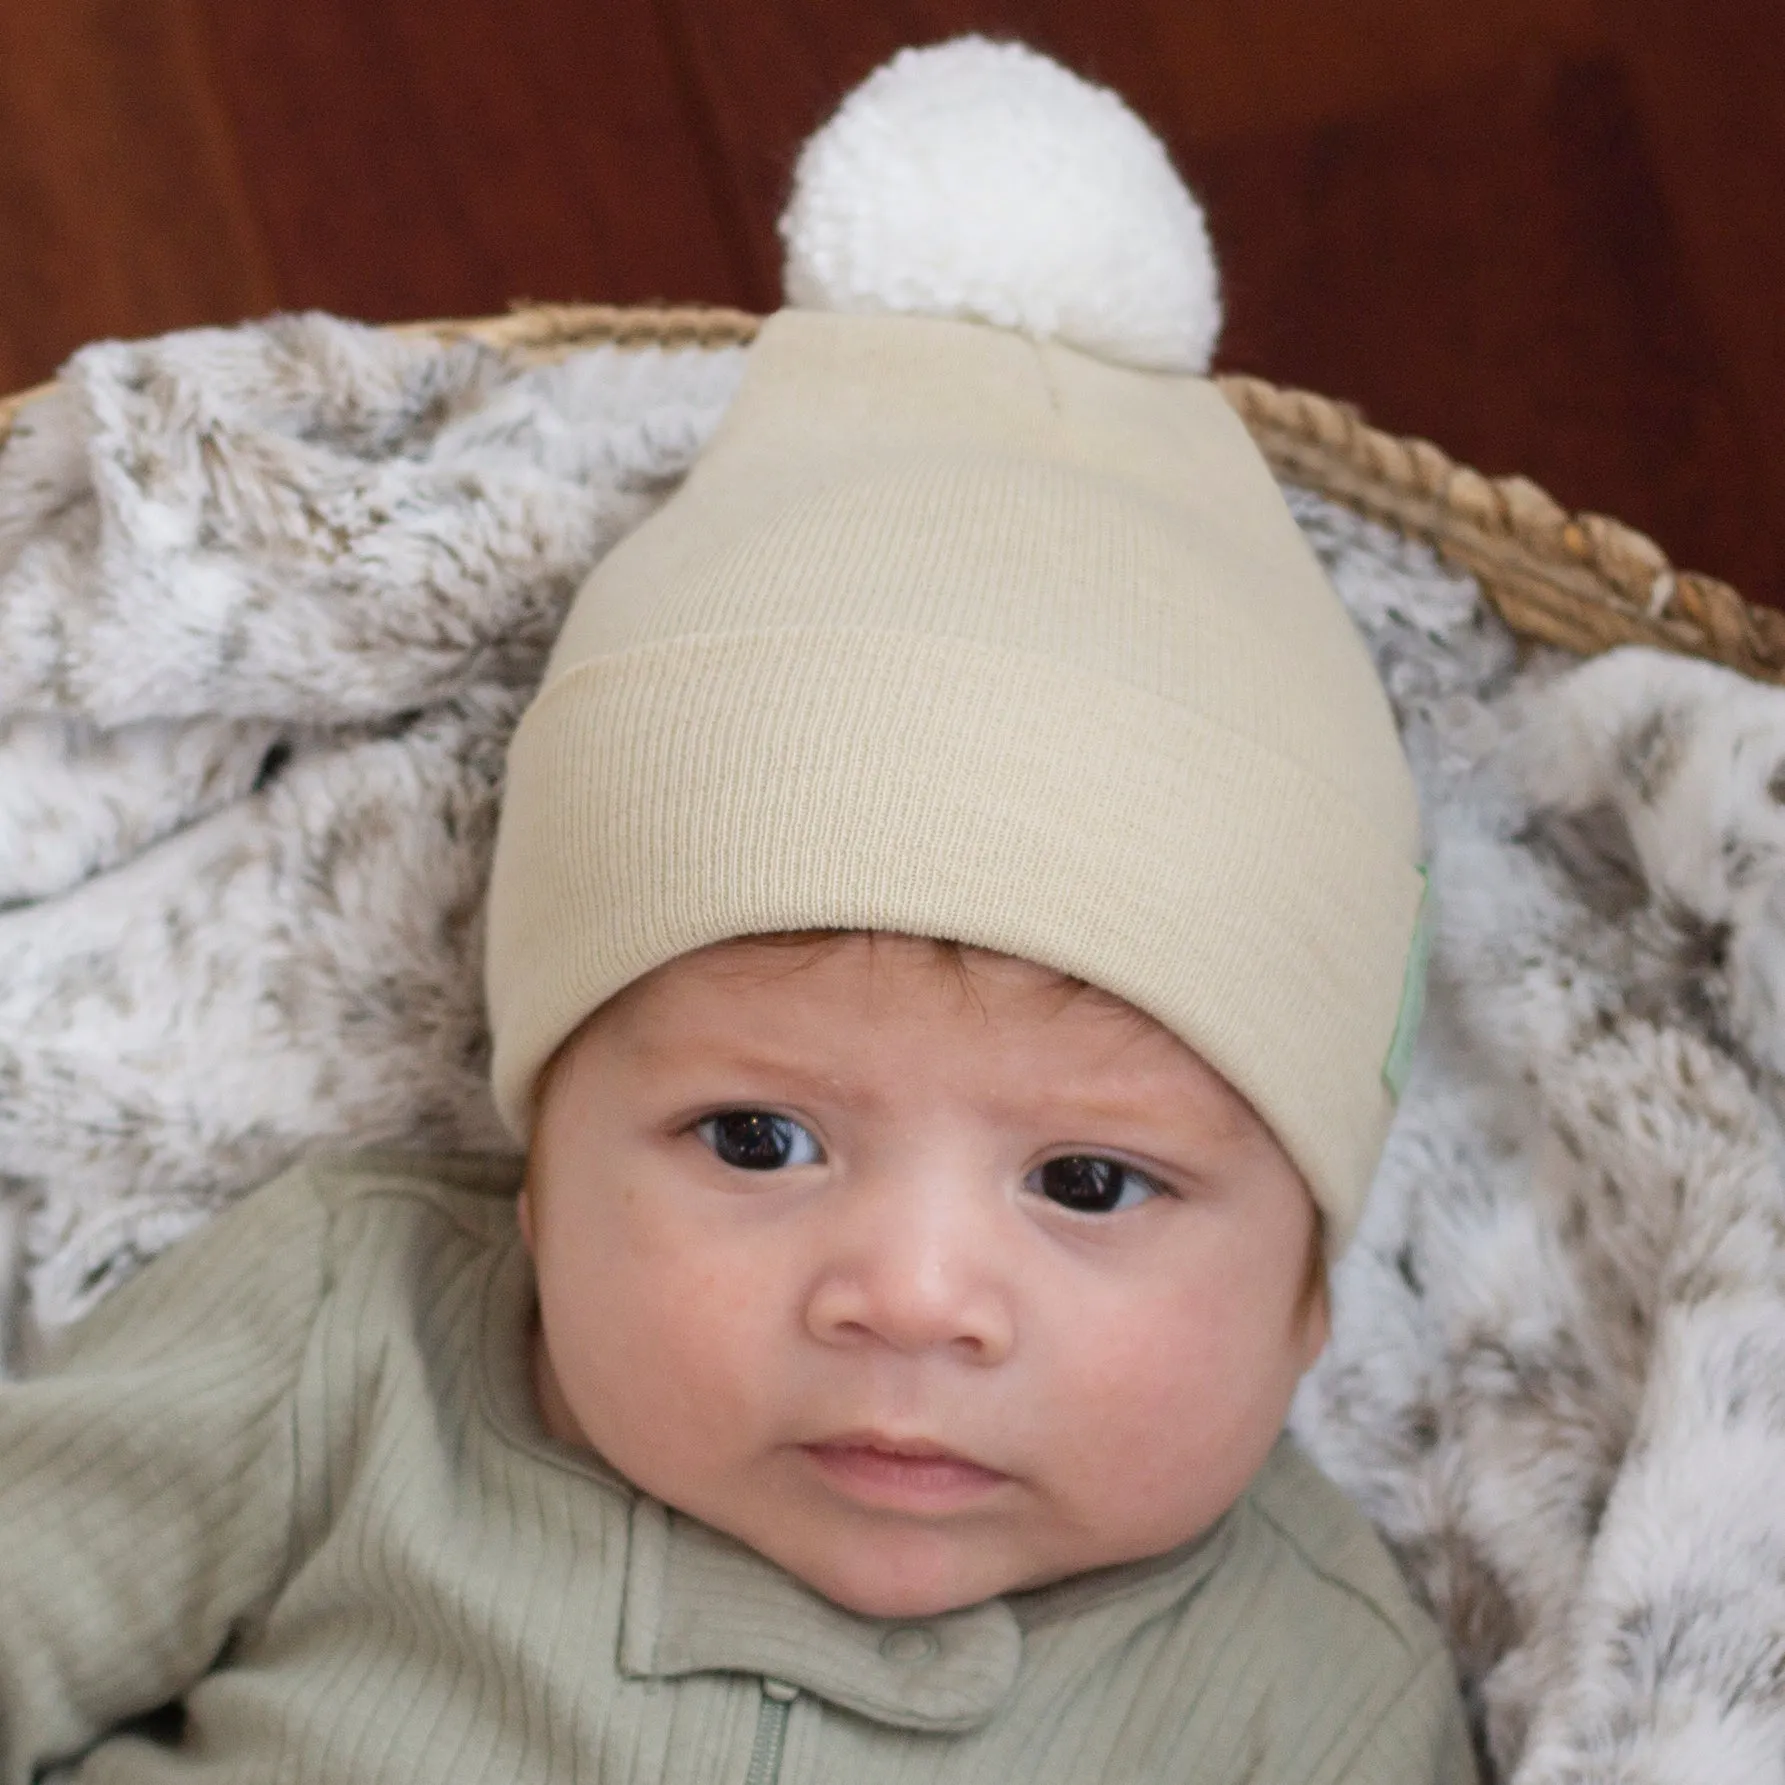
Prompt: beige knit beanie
<box><xmin>486</xmin><ymin>38</ymin><xmax>1428</xmax><ymax>1251</ymax></box>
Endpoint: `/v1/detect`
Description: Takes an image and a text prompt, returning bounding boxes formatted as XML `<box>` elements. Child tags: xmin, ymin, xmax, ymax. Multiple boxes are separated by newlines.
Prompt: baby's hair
<box><xmin>715</xmin><ymin>929</ymin><xmax>1152</xmax><ymax>1027</ymax></box>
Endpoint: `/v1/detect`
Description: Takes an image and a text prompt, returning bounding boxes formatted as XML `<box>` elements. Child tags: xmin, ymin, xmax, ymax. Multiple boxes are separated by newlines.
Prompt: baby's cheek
<box><xmin>575</xmin><ymin>1239</ymin><xmax>775</xmax><ymax>1443</ymax></box>
<box><xmin>1044</xmin><ymin>1287</ymin><xmax>1292</xmax><ymax>1505</ymax></box>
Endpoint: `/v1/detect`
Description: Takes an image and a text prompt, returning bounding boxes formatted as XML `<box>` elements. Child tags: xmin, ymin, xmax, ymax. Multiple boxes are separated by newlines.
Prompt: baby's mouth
<box><xmin>800</xmin><ymin>1432</ymin><xmax>1010</xmax><ymax>1509</ymax></box>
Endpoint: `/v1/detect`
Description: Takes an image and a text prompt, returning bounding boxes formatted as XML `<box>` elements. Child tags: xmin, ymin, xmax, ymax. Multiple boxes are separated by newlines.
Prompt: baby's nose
<box><xmin>802</xmin><ymin>1178</ymin><xmax>1014</xmax><ymax>1364</ymax></box>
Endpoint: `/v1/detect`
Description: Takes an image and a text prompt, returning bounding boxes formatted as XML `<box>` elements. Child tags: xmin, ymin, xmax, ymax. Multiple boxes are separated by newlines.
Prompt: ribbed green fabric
<box><xmin>0</xmin><ymin>1157</ymin><xmax>1477</xmax><ymax>1785</ymax></box>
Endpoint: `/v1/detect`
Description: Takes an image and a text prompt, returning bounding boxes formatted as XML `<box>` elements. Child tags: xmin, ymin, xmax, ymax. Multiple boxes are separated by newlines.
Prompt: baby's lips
<box><xmin>799</xmin><ymin>1432</ymin><xmax>1013</xmax><ymax>1508</ymax></box>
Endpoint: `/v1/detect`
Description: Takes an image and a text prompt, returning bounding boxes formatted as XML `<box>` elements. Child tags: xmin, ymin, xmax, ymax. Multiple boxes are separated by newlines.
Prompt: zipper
<box><xmin>743</xmin><ymin>1678</ymin><xmax>796</xmax><ymax>1785</ymax></box>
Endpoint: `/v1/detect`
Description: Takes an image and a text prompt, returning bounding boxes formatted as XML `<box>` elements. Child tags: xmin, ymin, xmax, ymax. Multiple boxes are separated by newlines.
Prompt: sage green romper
<box><xmin>0</xmin><ymin>1155</ymin><xmax>1475</xmax><ymax>1785</ymax></box>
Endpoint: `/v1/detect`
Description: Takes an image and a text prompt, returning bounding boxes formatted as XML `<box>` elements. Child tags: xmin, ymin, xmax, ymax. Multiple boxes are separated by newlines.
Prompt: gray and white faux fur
<box><xmin>3</xmin><ymin>314</ymin><xmax>1785</xmax><ymax>1783</ymax></box>
<box><xmin>1287</xmin><ymin>492</ymin><xmax>1785</xmax><ymax>1782</ymax></box>
<box><xmin>0</xmin><ymin>314</ymin><xmax>743</xmax><ymax>1333</ymax></box>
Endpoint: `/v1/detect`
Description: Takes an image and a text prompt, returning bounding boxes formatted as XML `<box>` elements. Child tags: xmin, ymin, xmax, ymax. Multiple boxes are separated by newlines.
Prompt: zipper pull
<box><xmin>745</xmin><ymin>1678</ymin><xmax>797</xmax><ymax>1785</ymax></box>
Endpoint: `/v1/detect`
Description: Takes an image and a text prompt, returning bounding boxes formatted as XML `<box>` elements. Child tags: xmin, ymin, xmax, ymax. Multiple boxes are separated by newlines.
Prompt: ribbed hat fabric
<box><xmin>485</xmin><ymin>309</ymin><xmax>1425</xmax><ymax>1249</ymax></box>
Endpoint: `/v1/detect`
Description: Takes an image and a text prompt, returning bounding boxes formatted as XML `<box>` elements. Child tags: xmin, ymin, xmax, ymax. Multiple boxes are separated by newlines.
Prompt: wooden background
<box><xmin>3</xmin><ymin>0</ymin><xmax>1780</xmax><ymax>607</ymax></box>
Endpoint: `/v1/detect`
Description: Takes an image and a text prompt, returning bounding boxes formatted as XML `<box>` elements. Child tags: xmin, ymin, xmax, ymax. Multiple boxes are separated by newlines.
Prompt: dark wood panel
<box><xmin>1127</xmin><ymin>0</ymin><xmax>1598</xmax><ymax>142</ymax></box>
<box><xmin>0</xmin><ymin>0</ymin><xmax>1779</xmax><ymax>609</ymax></box>
<box><xmin>194</xmin><ymin>0</ymin><xmax>745</xmax><ymax>320</ymax></box>
<box><xmin>1611</xmin><ymin>0</ymin><xmax>1785</xmax><ymax>601</ymax></box>
<box><xmin>0</xmin><ymin>0</ymin><xmax>276</xmax><ymax>390</ymax></box>
<box><xmin>1194</xmin><ymin>53</ymin><xmax>1777</xmax><ymax>605</ymax></box>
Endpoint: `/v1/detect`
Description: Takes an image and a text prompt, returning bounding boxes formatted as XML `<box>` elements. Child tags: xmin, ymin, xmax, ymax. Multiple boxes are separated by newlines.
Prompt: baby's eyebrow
<box><xmin>627</xmin><ymin>1038</ymin><xmax>857</xmax><ymax>1103</ymax></box>
<box><xmin>991</xmin><ymin>1067</ymin><xmax>1260</xmax><ymax>1147</ymax></box>
<box><xmin>1046</xmin><ymin>1090</ymin><xmax>1182</xmax><ymax>1127</ymax></box>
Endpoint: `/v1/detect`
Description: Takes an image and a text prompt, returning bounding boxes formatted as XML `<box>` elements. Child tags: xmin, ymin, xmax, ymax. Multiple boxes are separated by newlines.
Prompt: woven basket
<box><xmin>4</xmin><ymin>302</ymin><xmax>1777</xmax><ymax>686</ymax></box>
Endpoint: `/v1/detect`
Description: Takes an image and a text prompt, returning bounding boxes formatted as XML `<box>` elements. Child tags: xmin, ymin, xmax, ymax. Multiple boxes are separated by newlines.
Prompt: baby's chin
<box><xmin>732</xmin><ymin>1509</ymin><xmax>1167</xmax><ymax>1622</ymax></box>
<box><xmin>774</xmin><ymin>1538</ymin><xmax>1027</xmax><ymax>1621</ymax></box>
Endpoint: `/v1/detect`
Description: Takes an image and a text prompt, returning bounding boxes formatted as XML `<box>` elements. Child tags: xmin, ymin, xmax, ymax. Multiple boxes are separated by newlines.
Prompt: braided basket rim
<box><xmin>4</xmin><ymin>301</ymin><xmax>1776</xmax><ymax>685</ymax></box>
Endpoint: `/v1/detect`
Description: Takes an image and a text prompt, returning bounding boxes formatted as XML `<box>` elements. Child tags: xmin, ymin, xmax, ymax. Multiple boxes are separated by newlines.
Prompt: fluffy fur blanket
<box><xmin>3</xmin><ymin>313</ymin><xmax>1783</xmax><ymax>1784</ymax></box>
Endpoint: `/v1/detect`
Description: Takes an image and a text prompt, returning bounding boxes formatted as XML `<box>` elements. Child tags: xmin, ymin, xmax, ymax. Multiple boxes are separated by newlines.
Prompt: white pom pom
<box><xmin>778</xmin><ymin>37</ymin><xmax>1220</xmax><ymax>374</ymax></box>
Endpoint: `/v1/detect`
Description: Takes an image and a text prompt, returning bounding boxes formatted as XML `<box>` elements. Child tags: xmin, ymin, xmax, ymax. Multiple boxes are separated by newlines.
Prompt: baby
<box><xmin>0</xmin><ymin>40</ymin><xmax>1474</xmax><ymax>1785</ymax></box>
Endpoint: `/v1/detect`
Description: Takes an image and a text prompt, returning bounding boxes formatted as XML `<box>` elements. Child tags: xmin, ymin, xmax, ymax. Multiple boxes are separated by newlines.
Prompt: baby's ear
<box><xmin>1298</xmin><ymin>1238</ymin><xmax>1332</xmax><ymax>1370</ymax></box>
<box><xmin>777</xmin><ymin>34</ymin><xmax>1221</xmax><ymax>374</ymax></box>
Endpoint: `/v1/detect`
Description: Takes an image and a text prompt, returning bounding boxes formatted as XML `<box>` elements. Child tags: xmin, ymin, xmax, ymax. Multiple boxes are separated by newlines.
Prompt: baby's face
<box><xmin>522</xmin><ymin>934</ymin><xmax>1326</xmax><ymax>1620</ymax></box>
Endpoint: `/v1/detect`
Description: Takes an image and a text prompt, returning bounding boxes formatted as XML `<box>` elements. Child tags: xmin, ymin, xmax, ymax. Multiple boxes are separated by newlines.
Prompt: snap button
<box><xmin>878</xmin><ymin>1625</ymin><xmax>941</xmax><ymax>1665</ymax></box>
<box><xmin>762</xmin><ymin>1678</ymin><xmax>799</xmax><ymax>1703</ymax></box>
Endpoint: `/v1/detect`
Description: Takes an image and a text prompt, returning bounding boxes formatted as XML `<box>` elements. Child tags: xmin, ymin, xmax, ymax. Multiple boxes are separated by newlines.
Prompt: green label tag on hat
<box><xmin>1382</xmin><ymin>865</ymin><xmax>1430</xmax><ymax>1100</ymax></box>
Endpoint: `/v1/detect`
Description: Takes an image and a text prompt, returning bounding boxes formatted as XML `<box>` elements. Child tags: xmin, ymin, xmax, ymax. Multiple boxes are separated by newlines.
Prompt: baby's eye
<box><xmin>1028</xmin><ymin>1155</ymin><xmax>1162</xmax><ymax>1215</ymax></box>
<box><xmin>695</xmin><ymin>1110</ymin><xmax>823</xmax><ymax>1171</ymax></box>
